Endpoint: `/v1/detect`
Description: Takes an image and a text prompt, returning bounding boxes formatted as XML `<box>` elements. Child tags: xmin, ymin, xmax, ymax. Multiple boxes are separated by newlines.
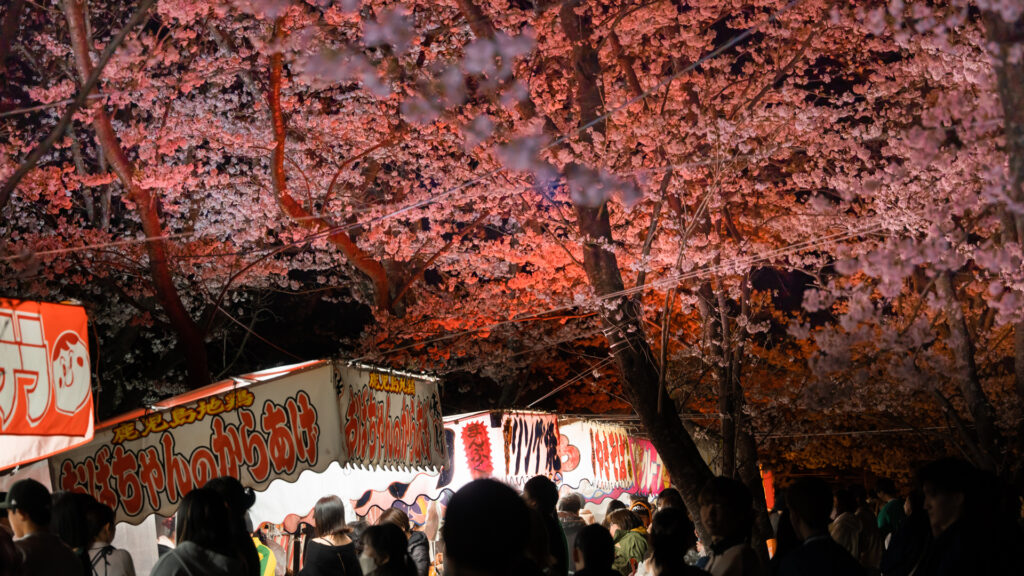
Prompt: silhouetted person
<box><xmin>361</xmin><ymin>523</ymin><xmax>416</xmax><ymax>576</ymax></box>
<box><xmin>378</xmin><ymin>508</ymin><xmax>429</xmax><ymax>576</ymax></box>
<box><xmin>647</xmin><ymin>507</ymin><xmax>707</xmax><ymax>576</ymax></box>
<box><xmin>207</xmin><ymin>477</ymin><xmax>260</xmax><ymax>576</ymax></box>
<box><xmin>298</xmin><ymin>495</ymin><xmax>362</xmax><ymax>576</ymax></box>
<box><xmin>879</xmin><ymin>490</ymin><xmax>929</xmax><ymax>576</ymax></box>
<box><xmin>442</xmin><ymin>479</ymin><xmax>544</xmax><ymax>576</ymax></box>
<box><xmin>1</xmin><ymin>479</ymin><xmax>83</xmax><ymax>575</ymax></box>
<box><xmin>151</xmin><ymin>488</ymin><xmax>245</xmax><ymax>576</ymax></box>
<box><xmin>875</xmin><ymin>479</ymin><xmax>904</xmax><ymax>545</ymax></box>
<box><xmin>776</xmin><ymin>478</ymin><xmax>860</xmax><ymax>576</ymax></box>
<box><xmin>829</xmin><ymin>488</ymin><xmax>860</xmax><ymax>561</ymax></box>
<box><xmin>52</xmin><ymin>490</ymin><xmax>97</xmax><ymax>576</ymax></box>
<box><xmin>85</xmin><ymin>500</ymin><xmax>136</xmax><ymax>576</ymax></box>
<box><xmin>607</xmin><ymin>509</ymin><xmax>646</xmax><ymax>576</ymax></box>
<box><xmin>557</xmin><ymin>494</ymin><xmax>587</xmax><ymax>571</ymax></box>
<box><xmin>656</xmin><ymin>488</ymin><xmax>685</xmax><ymax>512</ymax></box>
<box><xmin>698</xmin><ymin>477</ymin><xmax>764</xmax><ymax>576</ymax></box>
<box><xmin>848</xmin><ymin>485</ymin><xmax>882</xmax><ymax>572</ymax></box>
<box><xmin>525</xmin><ymin>476</ymin><xmax>569</xmax><ymax>576</ymax></box>
<box><xmin>573</xmin><ymin>524</ymin><xmax>619</xmax><ymax>576</ymax></box>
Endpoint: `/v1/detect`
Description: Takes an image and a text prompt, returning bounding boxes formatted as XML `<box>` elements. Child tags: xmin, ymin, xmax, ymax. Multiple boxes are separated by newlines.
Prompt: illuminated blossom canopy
<box><xmin>2</xmin><ymin>0</ymin><xmax>1024</xmax><ymax>519</ymax></box>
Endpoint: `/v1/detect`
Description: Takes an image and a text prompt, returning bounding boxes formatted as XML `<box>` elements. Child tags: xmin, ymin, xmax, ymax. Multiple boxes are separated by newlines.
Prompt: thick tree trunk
<box><xmin>575</xmin><ymin>203</ymin><xmax>714</xmax><ymax>542</ymax></box>
<box><xmin>716</xmin><ymin>283</ymin><xmax>737</xmax><ymax>478</ymax></box>
<box><xmin>935</xmin><ymin>272</ymin><xmax>998</xmax><ymax>471</ymax></box>
<box><xmin>557</xmin><ymin>1</ymin><xmax>715</xmax><ymax>540</ymax></box>
<box><xmin>64</xmin><ymin>0</ymin><xmax>209</xmax><ymax>388</ymax></box>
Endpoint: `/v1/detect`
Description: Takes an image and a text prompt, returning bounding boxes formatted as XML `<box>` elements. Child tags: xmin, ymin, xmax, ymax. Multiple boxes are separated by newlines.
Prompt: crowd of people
<box><xmin>2</xmin><ymin>456</ymin><xmax>1023</xmax><ymax>576</ymax></box>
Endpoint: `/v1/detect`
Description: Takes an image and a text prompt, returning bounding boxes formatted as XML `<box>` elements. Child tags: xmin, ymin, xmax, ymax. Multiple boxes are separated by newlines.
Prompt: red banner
<box><xmin>0</xmin><ymin>299</ymin><xmax>92</xmax><ymax>436</ymax></box>
<box><xmin>338</xmin><ymin>364</ymin><xmax>446</xmax><ymax>470</ymax></box>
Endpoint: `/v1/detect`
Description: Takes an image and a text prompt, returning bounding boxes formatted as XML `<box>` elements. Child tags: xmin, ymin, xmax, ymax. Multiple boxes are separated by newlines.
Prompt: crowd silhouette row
<box><xmin>2</xmin><ymin>456</ymin><xmax>1023</xmax><ymax>575</ymax></box>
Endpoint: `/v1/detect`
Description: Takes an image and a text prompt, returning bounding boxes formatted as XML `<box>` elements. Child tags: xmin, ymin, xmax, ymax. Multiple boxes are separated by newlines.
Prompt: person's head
<box><xmin>876</xmin><ymin>478</ymin><xmax>898</xmax><ymax>500</ymax></box>
<box><xmin>85</xmin><ymin>500</ymin><xmax>117</xmax><ymax>545</ymax></box>
<box><xmin>176</xmin><ymin>488</ymin><xmax>234</xmax><ymax>556</ymax></box>
<box><xmin>313</xmin><ymin>495</ymin><xmax>352</xmax><ymax>538</ymax></box>
<box><xmin>443</xmin><ymin>479</ymin><xmax>531</xmax><ymax>576</ymax></box>
<box><xmin>604</xmin><ymin>499</ymin><xmax>626</xmax><ymax>519</ymax></box>
<box><xmin>52</xmin><ymin>491</ymin><xmax>96</xmax><ymax>549</ymax></box>
<box><xmin>918</xmin><ymin>458</ymin><xmax>976</xmax><ymax>537</ymax></box>
<box><xmin>206</xmin><ymin>476</ymin><xmax>256</xmax><ymax>532</ymax></box>
<box><xmin>656</xmin><ymin>488</ymin><xmax>684</xmax><ymax>511</ymax></box>
<box><xmin>557</xmin><ymin>494</ymin><xmax>582</xmax><ymax>516</ymax></box>
<box><xmin>361</xmin><ymin>522</ymin><xmax>410</xmax><ymax>575</ymax></box>
<box><xmin>349</xmin><ymin>520</ymin><xmax>370</xmax><ymax>555</ymax></box>
<box><xmin>905</xmin><ymin>490</ymin><xmax>924</xmax><ymax>517</ymax></box>
<box><xmin>523</xmin><ymin>476</ymin><xmax>559</xmax><ymax>516</ymax></box>
<box><xmin>834</xmin><ymin>488</ymin><xmax>857</xmax><ymax>516</ymax></box>
<box><xmin>648</xmin><ymin>507</ymin><xmax>697</xmax><ymax>571</ymax></box>
<box><xmin>629</xmin><ymin>500</ymin><xmax>651</xmax><ymax>528</ymax></box>
<box><xmin>573</xmin><ymin>524</ymin><xmax>614</xmax><ymax>572</ymax></box>
<box><xmin>785</xmin><ymin>478</ymin><xmax>833</xmax><ymax>540</ymax></box>
<box><xmin>1</xmin><ymin>479</ymin><xmax>52</xmax><ymax>538</ymax></box>
<box><xmin>378</xmin><ymin>508</ymin><xmax>412</xmax><ymax>534</ymax></box>
<box><xmin>605</xmin><ymin>509</ymin><xmax>641</xmax><ymax>539</ymax></box>
<box><xmin>698</xmin><ymin>476</ymin><xmax>753</xmax><ymax>542</ymax></box>
<box><xmin>848</xmin><ymin>485</ymin><xmax>868</xmax><ymax>507</ymax></box>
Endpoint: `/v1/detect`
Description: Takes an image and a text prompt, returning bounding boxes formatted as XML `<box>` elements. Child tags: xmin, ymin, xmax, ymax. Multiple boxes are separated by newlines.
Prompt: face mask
<box><xmin>359</xmin><ymin>553</ymin><xmax>377</xmax><ymax>575</ymax></box>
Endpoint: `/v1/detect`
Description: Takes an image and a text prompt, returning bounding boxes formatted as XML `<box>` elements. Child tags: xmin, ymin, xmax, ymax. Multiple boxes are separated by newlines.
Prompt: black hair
<box><xmin>52</xmin><ymin>491</ymin><xmax>96</xmax><ymax>549</ymax></box>
<box><xmin>605</xmin><ymin>499</ymin><xmax>627</xmax><ymax>516</ymax></box>
<box><xmin>834</xmin><ymin>488</ymin><xmax>857</xmax><ymax>515</ymax></box>
<box><xmin>313</xmin><ymin>495</ymin><xmax>352</xmax><ymax>537</ymax></box>
<box><xmin>574</xmin><ymin>524</ymin><xmax>614</xmax><ymax>570</ymax></box>
<box><xmin>656</xmin><ymin>487</ymin><xmax>684</xmax><ymax>509</ymax></box>
<box><xmin>85</xmin><ymin>500</ymin><xmax>116</xmax><ymax>544</ymax></box>
<box><xmin>649</xmin><ymin>507</ymin><xmax>697</xmax><ymax>570</ymax></box>
<box><xmin>918</xmin><ymin>458</ymin><xmax>976</xmax><ymax>496</ymax></box>
<box><xmin>557</xmin><ymin>494</ymin><xmax>582</xmax><ymax>515</ymax></box>
<box><xmin>785</xmin><ymin>478</ymin><xmax>833</xmax><ymax>531</ymax></box>
<box><xmin>876</xmin><ymin>478</ymin><xmax>898</xmax><ymax>496</ymax></box>
<box><xmin>699</xmin><ymin>476</ymin><xmax>754</xmax><ymax>538</ymax></box>
<box><xmin>364</xmin><ymin>523</ymin><xmax>416</xmax><ymax>576</ymax></box>
<box><xmin>205</xmin><ymin>476</ymin><xmax>256</xmax><ymax>514</ymax></box>
<box><xmin>443</xmin><ymin>479</ymin><xmax>531</xmax><ymax>574</ymax></box>
<box><xmin>176</xmin><ymin>488</ymin><xmax>234</xmax><ymax>556</ymax></box>
<box><xmin>523</xmin><ymin>476</ymin><xmax>559</xmax><ymax>515</ymax></box>
<box><xmin>848</xmin><ymin>484</ymin><xmax>868</xmax><ymax>504</ymax></box>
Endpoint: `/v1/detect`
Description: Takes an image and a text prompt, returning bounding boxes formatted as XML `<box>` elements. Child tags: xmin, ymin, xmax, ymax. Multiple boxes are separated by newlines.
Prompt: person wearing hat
<box><xmin>2</xmin><ymin>478</ymin><xmax>85</xmax><ymax>575</ymax></box>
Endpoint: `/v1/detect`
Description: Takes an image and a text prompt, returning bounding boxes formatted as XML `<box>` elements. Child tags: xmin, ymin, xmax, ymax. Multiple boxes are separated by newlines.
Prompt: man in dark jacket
<box><xmin>2</xmin><ymin>479</ymin><xmax>85</xmax><ymax>575</ymax></box>
<box><xmin>777</xmin><ymin>478</ymin><xmax>860</xmax><ymax>576</ymax></box>
<box><xmin>524</xmin><ymin>476</ymin><xmax>569</xmax><ymax>576</ymax></box>
<box><xmin>558</xmin><ymin>494</ymin><xmax>587</xmax><ymax>572</ymax></box>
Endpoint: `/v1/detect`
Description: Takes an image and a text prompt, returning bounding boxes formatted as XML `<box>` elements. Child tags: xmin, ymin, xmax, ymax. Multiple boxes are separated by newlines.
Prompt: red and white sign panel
<box><xmin>0</xmin><ymin>299</ymin><xmax>92</xmax><ymax>437</ymax></box>
<box><xmin>51</xmin><ymin>361</ymin><xmax>342</xmax><ymax>525</ymax></box>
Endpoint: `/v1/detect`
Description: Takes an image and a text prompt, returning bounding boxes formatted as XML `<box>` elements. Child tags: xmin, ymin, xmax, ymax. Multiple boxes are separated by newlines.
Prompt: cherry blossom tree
<box><xmin>2</xmin><ymin>0</ymin><xmax>1024</xmax><ymax>539</ymax></box>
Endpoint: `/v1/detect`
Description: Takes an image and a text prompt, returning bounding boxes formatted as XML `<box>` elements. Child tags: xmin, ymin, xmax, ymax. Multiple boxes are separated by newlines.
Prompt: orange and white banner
<box><xmin>0</xmin><ymin>299</ymin><xmax>92</xmax><ymax>437</ymax></box>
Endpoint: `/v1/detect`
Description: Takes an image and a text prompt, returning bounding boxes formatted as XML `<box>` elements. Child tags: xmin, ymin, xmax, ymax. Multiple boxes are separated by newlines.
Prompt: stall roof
<box><xmin>95</xmin><ymin>359</ymin><xmax>326</xmax><ymax>430</ymax></box>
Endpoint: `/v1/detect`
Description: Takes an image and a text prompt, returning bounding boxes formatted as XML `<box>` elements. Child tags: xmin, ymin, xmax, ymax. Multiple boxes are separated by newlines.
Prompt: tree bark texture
<box><xmin>63</xmin><ymin>0</ymin><xmax>209</xmax><ymax>388</ymax></box>
<box><xmin>935</xmin><ymin>272</ymin><xmax>998</xmax><ymax>471</ymax></box>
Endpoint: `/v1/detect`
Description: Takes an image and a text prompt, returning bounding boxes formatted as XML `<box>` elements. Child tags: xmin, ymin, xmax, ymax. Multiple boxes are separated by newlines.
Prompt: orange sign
<box><xmin>0</xmin><ymin>299</ymin><xmax>92</xmax><ymax>436</ymax></box>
